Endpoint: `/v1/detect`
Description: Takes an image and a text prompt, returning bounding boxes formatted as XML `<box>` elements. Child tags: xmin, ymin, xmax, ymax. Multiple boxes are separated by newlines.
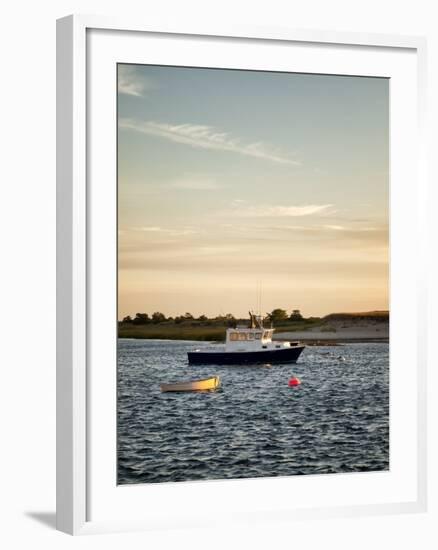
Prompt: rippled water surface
<box><xmin>118</xmin><ymin>339</ymin><xmax>389</xmax><ymax>484</ymax></box>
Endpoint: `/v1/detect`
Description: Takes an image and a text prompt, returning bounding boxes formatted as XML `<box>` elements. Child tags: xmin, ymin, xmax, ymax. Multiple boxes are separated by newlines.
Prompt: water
<box><xmin>118</xmin><ymin>339</ymin><xmax>389</xmax><ymax>484</ymax></box>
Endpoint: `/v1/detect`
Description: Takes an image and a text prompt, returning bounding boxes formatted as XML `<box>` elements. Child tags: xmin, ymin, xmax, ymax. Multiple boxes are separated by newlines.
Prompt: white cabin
<box><xmin>224</xmin><ymin>314</ymin><xmax>298</xmax><ymax>352</ymax></box>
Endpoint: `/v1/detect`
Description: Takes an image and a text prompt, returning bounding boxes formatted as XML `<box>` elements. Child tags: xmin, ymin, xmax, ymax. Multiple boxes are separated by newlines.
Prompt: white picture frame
<box><xmin>56</xmin><ymin>14</ymin><xmax>428</xmax><ymax>535</ymax></box>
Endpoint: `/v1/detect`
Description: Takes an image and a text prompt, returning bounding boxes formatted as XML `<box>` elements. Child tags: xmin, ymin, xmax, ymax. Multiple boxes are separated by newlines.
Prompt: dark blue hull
<box><xmin>187</xmin><ymin>345</ymin><xmax>305</xmax><ymax>365</ymax></box>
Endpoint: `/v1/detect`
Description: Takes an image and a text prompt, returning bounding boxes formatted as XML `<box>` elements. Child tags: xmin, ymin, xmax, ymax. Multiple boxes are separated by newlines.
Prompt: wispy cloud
<box><xmin>169</xmin><ymin>178</ymin><xmax>220</xmax><ymax>191</ymax></box>
<box><xmin>119</xmin><ymin>118</ymin><xmax>300</xmax><ymax>165</ymax></box>
<box><xmin>267</xmin><ymin>223</ymin><xmax>387</xmax><ymax>247</ymax></box>
<box><xmin>138</xmin><ymin>226</ymin><xmax>162</xmax><ymax>232</ymax></box>
<box><xmin>323</xmin><ymin>224</ymin><xmax>346</xmax><ymax>231</ymax></box>
<box><xmin>231</xmin><ymin>204</ymin><xmax>333</xmax><ymax>217</ymax></box>
<box><xmin>118</xmin><ymin>66</ymin><xmax>154</xmax><ymax>97</ymax></box>
<box><xmin>131</xmin><ymin>226</ymin><xmax>197</xmax><ymax>236</ymax></box>
<box><xmin>231</xmin><ymin>199</ymin><xmax>246</xmax><ymax>206</ymax></box>
<box><xmin>322</xmin><ymin>225</ymin><xmax>380</xmax><ymax>232</ymax></box>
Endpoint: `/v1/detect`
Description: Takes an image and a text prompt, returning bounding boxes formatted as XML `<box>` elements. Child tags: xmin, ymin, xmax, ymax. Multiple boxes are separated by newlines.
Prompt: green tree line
<box><xmin>120</xmin><ymin>309</ymin><xmax>311</xmax><ymax>326</ymax></box>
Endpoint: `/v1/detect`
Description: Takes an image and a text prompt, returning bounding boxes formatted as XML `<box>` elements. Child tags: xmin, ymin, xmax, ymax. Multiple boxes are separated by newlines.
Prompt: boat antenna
<box><xmin>256</xmin><ymin>280</ymin><xmax>262</xmax><ymax>317</ymax></box>
<box><xmin>259</xmin><ymin>282</ymin><xmax>262</xmax><ymax>319</ymax></box>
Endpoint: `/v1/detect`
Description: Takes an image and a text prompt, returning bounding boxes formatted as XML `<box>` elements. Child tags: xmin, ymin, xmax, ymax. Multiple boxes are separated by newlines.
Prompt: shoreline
<box><xmin>118</xmin><ymin>315</ymin><xmax>389</xmax><ymax>345</ymax></box>
<box><xmin>279</xmin><ymin>338</ymin><xmax>388</xmax><ymax>346</ymax></box>
<box><xmin>118</xmin><ymin>336</ymin><xmax>389</xmax><ymax>345</ymax></box>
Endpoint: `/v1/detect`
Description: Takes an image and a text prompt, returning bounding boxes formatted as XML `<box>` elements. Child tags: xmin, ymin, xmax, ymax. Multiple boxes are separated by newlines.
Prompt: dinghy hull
<box><xmin>160</xmin><ymin>376</ymin><xmax>220</xmax><ymax>392</ymax></box>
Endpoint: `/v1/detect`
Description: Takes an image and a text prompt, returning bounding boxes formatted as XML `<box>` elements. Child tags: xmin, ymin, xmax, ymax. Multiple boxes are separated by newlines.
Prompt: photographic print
<box><xmin>117</xmin><ymin>64</ymin><xmax>389</xmax><ymax>485</ymax></box>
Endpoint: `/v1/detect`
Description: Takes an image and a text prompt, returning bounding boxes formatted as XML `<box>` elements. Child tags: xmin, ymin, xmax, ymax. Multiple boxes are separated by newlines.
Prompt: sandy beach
<box><xmin>275</xmin><ymin>318</ymin><xmax>389</xmax><ymax>343</ymax></box>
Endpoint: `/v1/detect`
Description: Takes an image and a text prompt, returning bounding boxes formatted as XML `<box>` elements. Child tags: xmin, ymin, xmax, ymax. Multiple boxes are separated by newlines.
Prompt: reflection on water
<box><xmin>118</xmin><ymin>339</ymin><xmax>389</xmax><ymax>484</ymax></box>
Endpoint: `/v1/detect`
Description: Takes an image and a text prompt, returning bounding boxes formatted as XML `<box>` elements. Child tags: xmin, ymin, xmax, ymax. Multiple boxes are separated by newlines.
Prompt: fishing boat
<box><xmin>188</xmin><ymin>312</ymin><xmax>305</xmax><ymax>365</ymax></box>
<box><xmin>160</xmin><ymin>376</ymin><xmax>220</xmax><ymax>392</ymax></box>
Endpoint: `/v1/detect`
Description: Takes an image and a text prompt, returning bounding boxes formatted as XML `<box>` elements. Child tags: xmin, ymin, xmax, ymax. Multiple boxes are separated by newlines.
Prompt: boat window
<box><xmin>230</xmin><ymin>333</ymin><xmax>238</xmax><ymax>341</ymax></box>
<box><xmin>238</xmin><ymin>333</ymin><xmax>247</xmax><ymax>341</ymax></box>
<box><xmin>255</xmin><ymin>333</ymin><xmax>261</xmax><ymax>339</ymax></box>
<box><xmin>248</xmin><ymin>333</ymin><xmax>254</xmax><ymax>340</ymax></box>
<box><xmin>262</xmin><ymin>345</ymin><xmax>267</xmax><ymax>349</ymax></box>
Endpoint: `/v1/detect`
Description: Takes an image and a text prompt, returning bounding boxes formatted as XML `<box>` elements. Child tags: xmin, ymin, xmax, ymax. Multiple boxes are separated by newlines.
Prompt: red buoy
<box><xmin>288</xmin><ymin>377</ymin><xmax>301</xmax><ymax>387</ymax></box>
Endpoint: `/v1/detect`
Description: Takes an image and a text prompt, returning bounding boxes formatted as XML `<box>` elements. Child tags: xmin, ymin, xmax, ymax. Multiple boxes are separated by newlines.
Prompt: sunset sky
<box><xmin>118</xmin><ymin>64</ymin><xmax>389</xmax><ymax>319</ymax></box>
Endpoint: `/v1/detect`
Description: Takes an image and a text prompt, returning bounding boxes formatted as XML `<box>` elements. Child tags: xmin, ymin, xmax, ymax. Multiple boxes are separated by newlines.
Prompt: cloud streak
<box><xmin>231</xmin><ymin>204</ymin><xmax>333</xmax><ymax>217</ymax></box>
<box><xmin>169</xmin><ymin>178</ymin><xmax>220</xmax><ymax>190</ymax></box>
<box><xmin>130</xmin><ymin>226</ymin><xmax>197</xmax><ymax>236</ymax></box>
<box><xmin>118</xmin><ymin>66</ymin><xmax>154</xmax><ymax>97</ymax></box>
<box><xmin>119</xmin><ymin>118</ymin><xmax>300</xmax><ymax>165</ymax></box>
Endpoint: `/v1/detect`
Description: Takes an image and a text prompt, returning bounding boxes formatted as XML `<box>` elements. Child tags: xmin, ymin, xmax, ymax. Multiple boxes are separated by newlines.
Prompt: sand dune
<box><xmin>276</xmin><ymin>318</ymin><xmax>389</xmax><ymax>342</ymax></box>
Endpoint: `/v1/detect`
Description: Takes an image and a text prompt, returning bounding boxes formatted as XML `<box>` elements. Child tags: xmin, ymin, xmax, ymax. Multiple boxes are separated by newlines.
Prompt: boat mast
<box><xmin>248</xmin><ymin>310</ymin><xmax>264</xmax><ymax>330</ymax></box>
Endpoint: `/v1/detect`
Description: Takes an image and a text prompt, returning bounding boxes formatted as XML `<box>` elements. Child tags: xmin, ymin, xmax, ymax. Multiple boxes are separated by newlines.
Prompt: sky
<box><xmin>118</xmin><ymin>64</ymin><xmax>389</xmax><ymax>319</ymax></box>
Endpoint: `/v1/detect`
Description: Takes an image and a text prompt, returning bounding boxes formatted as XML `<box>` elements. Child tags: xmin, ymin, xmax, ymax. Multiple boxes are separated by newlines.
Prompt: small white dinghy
<box><xmin>160</xmin><ymin>376</ymin><xmax>220</xmax><ymax>393</ymax></box>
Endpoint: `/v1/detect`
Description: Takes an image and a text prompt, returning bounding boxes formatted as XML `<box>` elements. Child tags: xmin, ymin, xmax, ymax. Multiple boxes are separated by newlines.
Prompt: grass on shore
<box><xmin>118</xmin><ymin>323</ymin><xmax>226</xmax><ymax>341</ymax></box>
<box><xmin>118</xmin><ymin>316</ymin><xmax>337</xmax><ymax>341</ymax></box>
<box><xmin>323</xmin><ymin>310</ymin><xmax>389</xmax><ymax>322</ymax></box>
